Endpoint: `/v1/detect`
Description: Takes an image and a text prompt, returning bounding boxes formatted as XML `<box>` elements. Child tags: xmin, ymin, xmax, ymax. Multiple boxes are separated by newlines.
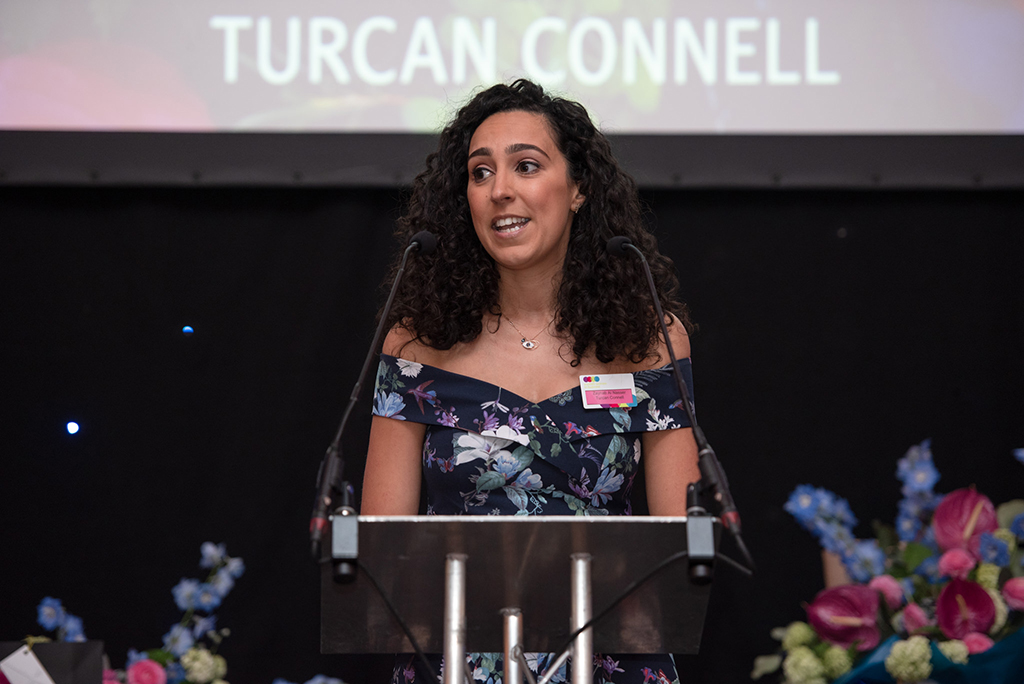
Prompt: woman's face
<box><xmin>466</xmin><ymin>110</ymin><xmax>583</xmax><ymax>276</ymax></box>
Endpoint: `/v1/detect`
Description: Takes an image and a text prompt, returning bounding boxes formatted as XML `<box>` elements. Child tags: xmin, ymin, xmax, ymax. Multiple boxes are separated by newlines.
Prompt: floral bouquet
<box><xmin>111</xmin><ymin>541</ymin><xmax>245</xmax><ymax>684</ymax></box>
<box><xmin>752</xmin><ymin>441</ymin><xmax>1024</xmax><ymax>684</ymax></box>
<box><xmin>30</xmin><ymin>543</ymin><xmax>242</xmax><ymax>684</ymax></box>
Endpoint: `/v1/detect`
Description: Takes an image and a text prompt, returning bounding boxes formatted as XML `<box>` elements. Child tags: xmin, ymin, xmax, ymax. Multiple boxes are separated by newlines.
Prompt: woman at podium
<box><xmin>362</xmin><ymin>79</ymin><xmax>700</xmax><ymax>684</ymax></box>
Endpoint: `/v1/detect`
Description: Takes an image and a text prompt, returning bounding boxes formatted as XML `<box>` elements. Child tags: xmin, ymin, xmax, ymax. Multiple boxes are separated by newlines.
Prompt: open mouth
<box><xmin>492</xmin><ymin>216</ymin><xmax>529</xmax><ymax>234</ymax></box>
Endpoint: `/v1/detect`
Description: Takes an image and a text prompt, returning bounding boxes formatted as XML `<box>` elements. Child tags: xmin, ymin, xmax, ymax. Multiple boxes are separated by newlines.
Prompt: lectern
<box><xmin>321</xmin><ymin>516</ymin><xmax>719</xmax><ymax>684</ymax></box>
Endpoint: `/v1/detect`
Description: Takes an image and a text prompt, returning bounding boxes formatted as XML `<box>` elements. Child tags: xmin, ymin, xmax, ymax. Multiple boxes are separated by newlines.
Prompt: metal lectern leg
<box><xmin>502</xmin><ymin>607</ymin><xmax>523</xmax><ymax>684</ymax></box>
<box><xmin>444</xmin><ymin>554</ymin><xmax>468</xmax><ymax>684</ymax></box>
<box><xmin>570</xmin><ymin>553</ymin><xmax>593</xmax><ymax>684</ymax></box>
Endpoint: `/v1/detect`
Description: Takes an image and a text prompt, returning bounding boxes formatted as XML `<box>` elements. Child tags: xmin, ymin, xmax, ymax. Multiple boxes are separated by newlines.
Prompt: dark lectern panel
<box><xmin>321</xmin><ymin>516</ymin><xmax>717</xmax><ymax>654</ymax></box>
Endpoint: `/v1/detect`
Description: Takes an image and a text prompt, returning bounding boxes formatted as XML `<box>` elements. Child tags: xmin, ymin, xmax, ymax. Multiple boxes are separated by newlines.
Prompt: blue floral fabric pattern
<box><xmin>374</xmin><ymin>353</ymin><xmax>693</xmax><ymax>683</ymax></box>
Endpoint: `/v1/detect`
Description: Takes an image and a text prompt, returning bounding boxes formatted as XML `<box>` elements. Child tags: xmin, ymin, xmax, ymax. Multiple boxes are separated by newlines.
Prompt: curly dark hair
<box><xmin>384</xmin><ymin>78</ymin><xmax>692</xmax><ymax>365</ymax></box>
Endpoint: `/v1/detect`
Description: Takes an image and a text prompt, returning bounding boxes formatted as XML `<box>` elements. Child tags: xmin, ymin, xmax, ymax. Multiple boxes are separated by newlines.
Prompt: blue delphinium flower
<box><xmin>163</xmin><ymin>623</ymin><xmax>194</xmax><ymax>657</ymax></box>
<box><xmin>194</xmin><ymin>583</ymin><xmax>222</xmax><ymax>612</ymax></box>
<box><xmin>896</xmin><ymin>510</ymin><xmax>922</xmax><ymax>542</ymax></box>
<box><xmin>843</xmin><ymin>539</ymin><xmax>886</xmax><ymax>582</ymax></box>
<box><xmin>814</xmin><ymin>519</ymin><xmax>856</xmax><ymax>556</ymax></box>
<box><xmin>210</xmin><ymin>568</ymin><xmax>235</xmax><ymax>597</ymax></box>
<box><xmin>62</xmin><ymin>614</ymin><xmax>86</xmax><ymax>642</ymax></box>
<box><xmin>1014</xmin><ymin>448</ymin><xmax>1024</xmax><ymax>465</ymax></box>
<box><xmin>200</xmin><ymin>542</ymin><xmax>227</xmax><ymax>569</ymax></box>
<box><xmin>916</xmin><ymin>556</ymin><xmax>943</xmax><ymax>584</ymax></box>
<box><xmin>903</xmin><ymin>460</ymin><xmax>940</xmax><ymax>494</ymax></box>
<box><xmin>224</xmin><ymin>556</ymin><xmax>245</xmax><ymax>579</ymax></box>
<box><xmin>1011</xmin><ymin>513</ymin><xmax>1024</xmax><ymax>540</ymax></box>
<box><xmin>166</xmin><ymin>662</ymin><xmax>187</xmax><ymax>684</ymax></box>
<box><xmin>172</xmin><ymin>578</ymin><xmax>200</xmax><ymax>611</ymax></box>
<box><xmin>832</xmin><ymin>497</ymin><xmax>858</xmax><ymax>529</ymax></box>
<box><xmin>192</xmin><ymin>615</ymin><xmax>217</xmax><ymax>639</ymax></box>
<box><xmin>978</xmin><ymin>532</ymin><xmax>1010</xmax><ymax>567</ymax></box>
<box><xmin>37</xmin><ymin>597</ymin><xmax>66</xmax><ymax>631</ymax></box>
<box><xmin>126</xmin><ymin>649</ymin><xmax>149</xmax><ymax>667</ymax></box>
<box><xmin>785</xmin><ymin>485</ymin><xmax>828</xmax><ymax>529</ymax></box>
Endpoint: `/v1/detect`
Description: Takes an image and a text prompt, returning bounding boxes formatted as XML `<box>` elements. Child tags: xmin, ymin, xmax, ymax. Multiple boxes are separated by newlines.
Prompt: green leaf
<box><xmin>750</xmin><ymin>655</ymin><xmax>782</xmax><ymax>680</ymax></box>
<box><xmin>873</xmin><ymin>520</ymin><xmax>898</xmax><ymax>551</ymax></box>
<box><xmin>997</xmin><ymin>499</ymin><xmax>1024</xmax><ymax>529</ymax></box>
<box><xmin>609</xmin><ymin>408</ymin><xmax>631</xmax><ymax>430</ymax></box>
<box><xmin>512</xmin><ymin>445</ymin><xmax>534</xmax><ymax>470</ymax></box>
<box><xmin>145</xmin><ymin>649</ymin><xmax>175</xmax><ymax>666</ymax></box>
<box><xmin>603</xmin><ymin>435</ymin><xmax>628</xmax><ymax>467</ymax></box>
<box><xmin>476</xmin><ymin>471</ymin><xmax>505</xmax><ymax>492</ymax></box>
<box><xmin>550</xmin><ymin>443</ymin><xmax>561</xmax><ymax>459</ymax></box>
<box><xmin>901</xmin><ymin>542</ymin><xmax>933</xmax><ymax>571</ymax></box>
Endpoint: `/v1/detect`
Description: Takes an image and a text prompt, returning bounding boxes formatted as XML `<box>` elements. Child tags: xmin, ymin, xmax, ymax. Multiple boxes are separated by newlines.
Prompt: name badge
<box><xmin>580</xmin><ymin>373</ymin><xmax>638</xmax><ymax>409</ymax></box>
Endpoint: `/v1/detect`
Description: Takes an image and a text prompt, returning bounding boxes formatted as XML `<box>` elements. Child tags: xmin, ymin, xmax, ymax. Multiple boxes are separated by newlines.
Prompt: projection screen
<box><xmin>2</xmin><ymin>0</ymin><xmax>1023</xmax><ymax>186</ymax></box>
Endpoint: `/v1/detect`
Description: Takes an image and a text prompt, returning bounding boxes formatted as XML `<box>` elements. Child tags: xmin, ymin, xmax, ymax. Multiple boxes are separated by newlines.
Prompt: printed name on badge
<box><xmin>579</xmin><ymin>373</ymin><xmax>638</xmax><ymax>409</ymax></box>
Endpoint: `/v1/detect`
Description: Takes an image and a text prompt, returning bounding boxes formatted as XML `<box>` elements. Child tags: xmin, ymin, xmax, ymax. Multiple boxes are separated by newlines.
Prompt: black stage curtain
<box><xmin>2</xmin><ymin>186</ymin><xmax>1022</xmax><ymax>683</ymax></box>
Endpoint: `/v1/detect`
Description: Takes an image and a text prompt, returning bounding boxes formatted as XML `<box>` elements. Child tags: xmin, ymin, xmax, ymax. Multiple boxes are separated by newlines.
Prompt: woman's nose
<box><xmin>490</xmin><ymin>170</ymin><xmax>514</xmax><ymax>203</ymax></box>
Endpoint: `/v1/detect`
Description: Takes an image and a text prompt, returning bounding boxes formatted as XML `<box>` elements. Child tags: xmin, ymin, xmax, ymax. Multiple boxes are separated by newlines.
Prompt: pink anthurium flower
<box><xmin>1002</xmin><ymin>577</ymin><xmax>1024</xmax><ymax>611</ymax></box>
<box><xmin>936</xmin><ymin>578</ymin><xmax>996</xmax><ymax>639</ymax></box>
<box><xmin>963</xmin><ymin>632</ymin><xmax>995</xmax><ymax>654</ymax></box>
<box><xmin>932</xmin><ymin>487</ymin><xmax>997</xmax><ymax>557</ymax></box>
<box><xmin>806</xmin><ymin>585</ymin><xmax>880</xmax><ymax>651</ymax></box>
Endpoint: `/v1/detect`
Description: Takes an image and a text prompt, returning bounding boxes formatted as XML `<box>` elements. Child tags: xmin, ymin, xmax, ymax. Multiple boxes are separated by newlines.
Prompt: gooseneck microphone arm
<box><xmin>309</xmin><ymin>230</ymin><xmax>437</xmax><ymax>559</ymax></box>
<box><xmin>606</xmin><ymin>236</ymin><xmax>755</xmax><ymax>573</ymax></box>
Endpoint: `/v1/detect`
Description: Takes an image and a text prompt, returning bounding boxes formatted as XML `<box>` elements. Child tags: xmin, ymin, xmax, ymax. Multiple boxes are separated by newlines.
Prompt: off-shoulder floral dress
<box><xmin>373</xmin><ymin>354</ymin><xmax>694</xmax><ymax>684</ymax></box>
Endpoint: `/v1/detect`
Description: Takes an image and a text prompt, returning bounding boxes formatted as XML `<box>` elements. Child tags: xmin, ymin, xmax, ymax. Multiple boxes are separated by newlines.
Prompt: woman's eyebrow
<box><xmin>506</xmin><ymin>143</ymin><xmax>550</xmax><ymax>159</ymax></box>
<box><xmin>467</xmin><ymin>143</ymin><xmax>551</xmax><ymax>161</ymax></box>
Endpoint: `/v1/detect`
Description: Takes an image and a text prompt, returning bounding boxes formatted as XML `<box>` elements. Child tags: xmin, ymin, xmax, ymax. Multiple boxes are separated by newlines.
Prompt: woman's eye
<box><xmin>517</xmin><ymin>160</ymin><xmax>540</xmax><ymax>174</ymax></box>
<box><xmin>470</xmin><ymin>166</ymin><xmax>492</xmax><ymax>182</ymax></box>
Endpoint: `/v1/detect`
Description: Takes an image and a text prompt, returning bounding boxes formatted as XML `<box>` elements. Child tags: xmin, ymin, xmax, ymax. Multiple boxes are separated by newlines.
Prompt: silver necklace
<box><xmin>503</xmin><ymin>315</ymin><xmax>548</xmax><ymax>350</ymax></box>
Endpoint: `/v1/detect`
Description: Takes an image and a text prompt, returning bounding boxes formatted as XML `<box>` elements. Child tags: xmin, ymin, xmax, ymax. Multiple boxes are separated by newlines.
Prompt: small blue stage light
<box><xmin>67</xmin><ymin>422</ymin><xmax>80</xmax><ymax>434</ymax></box>
<box><xmin>182</xmin><ymin>326</ymin><xmax>194</xmax><ymax>335</ymax></box>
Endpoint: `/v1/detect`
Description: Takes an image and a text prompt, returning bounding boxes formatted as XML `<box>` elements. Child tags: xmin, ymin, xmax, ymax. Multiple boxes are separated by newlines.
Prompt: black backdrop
<box><xmin>3</xmin><ymin>185</ymin><xmax>1023</xmax><ymax>683</ymax></box>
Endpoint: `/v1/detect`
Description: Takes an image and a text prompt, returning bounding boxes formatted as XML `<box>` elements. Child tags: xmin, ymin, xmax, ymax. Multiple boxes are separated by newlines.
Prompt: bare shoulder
<box><xmin>381</xmin><ymin>322</ymin><xmax>445</xmax><ymax>365</ymax></box>
<box><xmin>634</xmin><ymin>313</ymin><xmax>689</xmax><ymax>371</ymax></box>
<box><xmin>664</xmin><ymin>313</ymin><xmax>691</xmax><ymax>360</ymax></box>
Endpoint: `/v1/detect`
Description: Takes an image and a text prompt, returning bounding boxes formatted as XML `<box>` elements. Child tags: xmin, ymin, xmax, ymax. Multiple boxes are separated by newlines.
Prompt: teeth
<box><xmin>494</xmin><ymin>217</ymin><xmax>528</xmax><ymax>229</ymax></box>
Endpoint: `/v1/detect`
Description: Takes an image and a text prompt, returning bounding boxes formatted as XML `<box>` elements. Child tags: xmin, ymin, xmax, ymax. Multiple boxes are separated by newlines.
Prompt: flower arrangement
<box><xmin>31</xmin><ymin>542</ymin><xmax>242</xmax><ymax>684</ymax></box>
<box><xmin>25</xmin><ymin>542</ymin><xmax>347</xmax><ymax>684</ymax></box>
<box><xmin>752</xmin><ymin>441</ymin><xmax>1024</xmax><ymax>684</ymax></box>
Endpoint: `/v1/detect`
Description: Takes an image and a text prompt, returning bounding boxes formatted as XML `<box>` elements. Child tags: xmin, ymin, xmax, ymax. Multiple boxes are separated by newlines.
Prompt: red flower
<box><xmin>936</xmin><ymin>578</ymin><xmax>995</xmax><ymax>639</ymax></box>
<box><xmin>1002</xmin><ymin>577</ymin><xmax>1024</xmax><ymax>611</ymax></box>
<box><xmin>932</xmin><ymin>487</ymin><xmax>997</xmax><ymax>557</ymax></box>
<box><xmin>806</xmin><ymin>585</ymin><xmax>880</xmax><ymax>651</ymax></box>
<box><xmin>963</xmin><ymin>632</ymin><xmax>995</xmax><ymax>654</ymax></box>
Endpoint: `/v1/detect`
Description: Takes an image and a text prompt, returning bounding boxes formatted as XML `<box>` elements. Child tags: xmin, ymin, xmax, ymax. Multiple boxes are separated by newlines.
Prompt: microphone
<box><xmin>605</xmin><ymin>236</ymin><xmax>754</xmax><ymax>573</ymax></box>
<box><xmin>309</xmin><ymin>230</ymin><xmax>437</xmax><ymax>567</ymax></box>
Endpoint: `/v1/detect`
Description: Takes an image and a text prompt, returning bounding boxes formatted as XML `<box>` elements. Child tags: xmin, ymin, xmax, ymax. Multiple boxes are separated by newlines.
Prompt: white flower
<box><xmin>182</xmin><ymin>647</ymin><xmax>218</xmax><ymax>684</ymax></box>
<box><xmin>396</xmin><ymin>359</ymin><xmax>422</xmax><ymax>377</ymax></box>
<box><xmin>453</xmin><ymin>433</ymin><xmax>514</xmax><ymax>466</ymax></box>
<box><xmin>481</xmin><ymin>424</ymin><xmax>530</xmax><ymax>446</ymax></box>
<box><xmin>633</xmin><ymin>438</ymin><xmax>642</xmax><ymax>463</ymax></box>
<box><xmin>645</xmin><ymin>399</ymin><xmax>677</xmax><ymax>431</ymax></box>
